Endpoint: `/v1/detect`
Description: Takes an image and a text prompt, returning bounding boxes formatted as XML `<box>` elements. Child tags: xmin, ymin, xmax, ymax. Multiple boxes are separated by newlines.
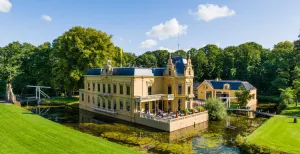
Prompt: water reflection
<box><xmin>28</xmin><ymin>106</ymin><xmax>267</xmax><ymax>154</ymax></box>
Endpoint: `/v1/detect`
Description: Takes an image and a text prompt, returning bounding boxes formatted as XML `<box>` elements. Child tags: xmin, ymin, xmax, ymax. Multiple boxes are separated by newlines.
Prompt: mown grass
<box><xmin>41</xmin><ymin>97</ymin><xmax>79</xmax><ymax>108</ymax></box>
<box><xmin>280</xmin><ymin>104</ymin><xmax>300</xmax><ymax>116</ymax></box>
<box><xmin>0</xmin><ymin>104</ymin><xmax>141</xmax><ymax>154</ymax></box>
<box><xmin>246</xmin><ymin>104</ymin><xmax>300</xmax><ymax>154</ymax></box>
<box><xmin>48</xmin><ymin>97</ymin><xmax>79</xmax><ymax>104</ymax></box>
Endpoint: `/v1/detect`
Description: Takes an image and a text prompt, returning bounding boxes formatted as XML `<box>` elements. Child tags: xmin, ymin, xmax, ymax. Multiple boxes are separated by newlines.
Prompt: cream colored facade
<box><xmin>79</xmin><ymin>55</ymin><xmax>208</xmax><ymax>131</ymax></box>
<box><xmin>196</xmin><ymin>80</ymin><xmax>257</xmax><ymax>110</ymax></box>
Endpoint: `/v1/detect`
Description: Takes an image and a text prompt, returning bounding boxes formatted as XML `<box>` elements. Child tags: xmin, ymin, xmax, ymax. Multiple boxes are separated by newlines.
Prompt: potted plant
<box><xmin>197</xmin><ymin>106</ymin><xmax>204</xmax><ymax>112</ymax></box>
<box><xmin>191</xmin><ymin>108</ymin><xmax>195</xmax><ymax>114</ymax></box>
<box><xmin>184</xmin><ymin>108</ymin><xmax>189</xmax><ymax>116</ymax></box>
<box><xmin>176</xmin><ymin>112</ymin><xmax>178</xmax><ymax>118</ymax></box>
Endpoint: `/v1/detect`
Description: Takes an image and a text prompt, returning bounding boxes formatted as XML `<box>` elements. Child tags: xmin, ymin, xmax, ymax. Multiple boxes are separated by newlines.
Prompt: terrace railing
<box><xmin>135</xmin><ymin>94</ymin><xmax>175</xmax><ymax>102</ymax></box>
<box><xmin>137</xmin><ymin>111</ymin><xmax>208</xmax><ymax>124</ymax></box>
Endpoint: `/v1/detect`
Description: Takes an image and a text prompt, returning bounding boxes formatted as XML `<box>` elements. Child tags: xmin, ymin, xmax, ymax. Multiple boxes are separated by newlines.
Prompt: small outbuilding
<box><xmin>195</xmin><ymin>79</ymin><xmax>257</xmax><ymax>110</ymax></box>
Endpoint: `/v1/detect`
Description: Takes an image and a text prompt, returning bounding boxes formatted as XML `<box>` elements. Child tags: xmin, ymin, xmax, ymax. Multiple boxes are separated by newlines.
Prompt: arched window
<box><xmin>102</xmin><ymin>98</ymin><xmax>106</xmax><ymax>109</ymax></box>
<box><xmin>148</xmin><ymin>85</ymin><xmax>152</xmax><ymax>95</ymax></box>
<box><xmin>178</xmin><ymin>84</ymin><xmax>182</xmax><ymax>94</ymax></box>
<box><xmin>168</xmin><ymin>84</ymin><xmax>172</xmax><ymax>94</ymax></box>
<box><xmin>178</xmin><ymin>99</ymin><xmax>181</xmax><ymax>111</ymax></box>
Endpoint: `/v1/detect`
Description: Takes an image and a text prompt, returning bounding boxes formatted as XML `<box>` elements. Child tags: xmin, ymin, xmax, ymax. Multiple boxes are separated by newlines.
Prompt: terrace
<box><xmin>135</xmin><ymin>109</ymin><xmax>208</xmax><ymax>132</ymax></box>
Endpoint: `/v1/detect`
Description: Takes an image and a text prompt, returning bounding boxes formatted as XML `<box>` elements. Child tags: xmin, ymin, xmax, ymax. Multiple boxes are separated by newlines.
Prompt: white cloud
<box><xmin>140</xmin><ymin>39</ymin><xmax>157</xmax><ymax>49</ymax></box>
<box><xmin>146</xmin><ymin>18</ymin><xmax>188</xmax><ymax>40</ymax></box>
<box><xmin>189</xmin><ymin>4</ymin><xmax>235</xmax><ymax>21</ymax></box>
<box><xmin>0</xmin><ymin>0</ymin><xmax>12</xmax><ymax>13</ymax></box>
<box><xmin>41</xmin><ymin>15</ymin><xmax>52</xmax><ymax>22</ymax></box>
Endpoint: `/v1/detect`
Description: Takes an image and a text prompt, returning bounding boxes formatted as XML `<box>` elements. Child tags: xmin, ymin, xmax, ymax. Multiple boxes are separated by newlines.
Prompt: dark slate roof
<box><xmin>152</xmin><ymin>68</ymin><xmax>166</xmax><ymax>76</ymax></box>
<box><xmin>112</xmin><ymin>68</ymin><xmax>135</xmax><ymax>76</ymax></box>
<box><xmin>206</xmin><ymin>80</ymin><xmax>256</xmax><ymax>90</ymax></box>
<box><xmin>85</xmin><ymin>56</ymin><xmax>187</xmax><ymax>76</ymax></box>
<box><xmin>85</xmin><ymin>67</ymin><xmax>166</xmax><ymax>76</ymax></box>
<box><xmin>86</xmin><ymin>68</ymin><xmax>101</xmax><ymax>75</ymax></box>
<box><xmin>193</xmin><ymin>82</ymin><xmax>201</xmax><ymax>89</ymax></box>
<box><xmin>172</xmin><ymin>56</ymin><xmax>187</xmax><ymax>76</ymax></box>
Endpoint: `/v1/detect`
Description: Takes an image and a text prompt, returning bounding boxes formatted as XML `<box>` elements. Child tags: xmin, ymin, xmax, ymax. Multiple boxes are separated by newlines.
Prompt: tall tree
<box><xmin>221</xmin><ymin>46</ymin><xmax>237</xmax><ymax>80</ymax></box>
<box><xmin>136</xmin><ymin>53</ymin><xmax>157</xmax><ymax>68</ymax></box>
<box><xmin>235</xmin><ymin>42</ymin><xmax>262</xmax><ymax>81</ymax></box>
<box><xmin>293</xmin><ymin>66</ymin><xmax>300</xmax><ymax>106</ymax></box>
<box><xmin>52</xmin><ymin>26</ymin><xmax>115</xmax><ymax>98</ymax></box>
<box><xmin>173</xmin><ymin>50</ymin><xmax>187</xmax><ymax>58</ymax></box>
<box><xmin>0</xmin><ymin>42</ymin><xmax>24</xmax><ymax>103</ymax></box>
<box><xmin>189</xmin><ymin>48</ymin><xmax>207</xmax><ymax>81</ymax></box>
<box><xmin>279</xmin><ymin>87</ymin><xmax>295</xmax><ymax>105</ymax></box>
<box><xmin>152</xmin><ymin>50</ymin><xmax>169</xmax><ymax>67</ymax></box>
<box><xmin>201</xmin><ymin>44</ymin><xmax>222</xmax><ymax>79</ymax></box>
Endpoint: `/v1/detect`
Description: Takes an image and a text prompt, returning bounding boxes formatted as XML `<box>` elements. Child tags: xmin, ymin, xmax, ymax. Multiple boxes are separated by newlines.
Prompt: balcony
<box><xmin>186</xmin><ymin>94</ymin><xmax>194</xmax><ymax>98</ymax></box>
<box><xmin>162</xmin><ymin>94</ymin><xmax>174</xmax><ymax>100</ymax></box>
<box><xmin>135</xmin><ymin>94</ymin><xmax>175</xmax><ymax>102</ymax></box>
<box><xmin>91</xmin><ymin>104</ymin><xmax>117</xmax><ymax>115</ymax></box>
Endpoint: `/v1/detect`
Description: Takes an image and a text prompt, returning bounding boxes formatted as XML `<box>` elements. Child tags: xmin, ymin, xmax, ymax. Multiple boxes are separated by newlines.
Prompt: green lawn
<box><xmin>48</xmin><ymin>97</ymin><xmax>79</xmax><ymax>104</ymax></box>
<box><xmin>281</xmin><ymin>104</ymin><xmax>300</xmax><ymax>116</ymax></box>
<box><xmin>247</xmin><ymin>104</ymin><xmax>300</xmax><ymax>153</ymax></box>
<box><xmin>0</xmin><ymin>104</ymin><xmax>141</xmax><ymax>154</ymax></box>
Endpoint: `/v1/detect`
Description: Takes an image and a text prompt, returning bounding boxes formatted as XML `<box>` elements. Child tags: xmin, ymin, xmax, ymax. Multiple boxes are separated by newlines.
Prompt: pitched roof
<box><xmin>86</xmin><ymin>68</ymin><xmax>101</xmax><ymax>75</ymax></box>
<box><xmin>206</xmin><ymin>80</ymin><xmax>256</xmax><ymax>90</ymax></box>
<box><xmin>85</xmin><ymin>67</ymin><xmax>166</xmax><ymax>76</ymax></box>
<box><xmin>171</xmin><ymin>56</ymin><xmax>187</xmax><ymax>76</ymax></box>
<box><xmin>85</xmin><ymin>56</ymin><xmax>188</xmax><ymax>77</ymax></box>
<box><xmin>193</xmin><ymin>82</ymin><xmax>201</xmax><ymax>89</ymax></box>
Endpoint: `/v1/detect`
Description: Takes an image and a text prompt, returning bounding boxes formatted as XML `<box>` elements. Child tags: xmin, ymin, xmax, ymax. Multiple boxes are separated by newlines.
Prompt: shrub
<box><xmin>277</xmin><ymin>103</ymin><xmax>287</xmax><ymax>114</ymax></box>
<box><xmin>238</xmin><ymin>142</ymin><xmax>287</xmax><ymax>154</ymax></box>
<box><xmin>205</xmin><ymin>98</ymin><xmax>227</xmax><ymax>120</ymax></box>
<box><xmin>235</xmin><ymin>134</ymin><xmax>245</xmax><ymax>146</ymax></box>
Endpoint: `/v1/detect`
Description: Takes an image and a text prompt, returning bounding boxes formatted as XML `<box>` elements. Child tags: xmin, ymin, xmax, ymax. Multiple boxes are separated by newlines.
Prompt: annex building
<box><xmin>195</xmin><ymin>79</ymin><xmax>257</xmax><ymax>110</ymax></box>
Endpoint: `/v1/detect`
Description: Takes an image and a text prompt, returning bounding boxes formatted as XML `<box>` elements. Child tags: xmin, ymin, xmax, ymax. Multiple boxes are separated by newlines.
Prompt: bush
<box><xmin>277</xmin><ymin>103</ymin><xmax>287</xmax><ymax>114</ymax></box>
<box><xmin>238</xmin><ymin>142</ymin><xmax>287</xmax><ymax>154</ymax></box>
<box><xmin>205</xmin><ymin>98</ymin><xmax>227</xmax><ymax>120</ymax></box>
<box><xmin>235</xmin><ymin>134</ymin><xmax>245</xmax><ymax>146</ymax></box>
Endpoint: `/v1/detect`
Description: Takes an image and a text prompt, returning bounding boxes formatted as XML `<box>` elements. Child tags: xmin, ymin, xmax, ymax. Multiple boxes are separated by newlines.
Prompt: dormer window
<box><xmin>169</xmin><ymin>69</ymin><xmax>171</xmax><ymax>76</ymax></box>
<box><xmin>224</xmin><ymin>84</ymin><xmax>230</xmax><ymax>90</ymax></box>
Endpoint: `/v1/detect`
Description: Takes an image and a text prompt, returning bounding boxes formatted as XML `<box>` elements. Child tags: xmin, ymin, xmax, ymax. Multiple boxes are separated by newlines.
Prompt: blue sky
<box><xmin>0</xmin><ymin>0</ymin><xmax>300</xmax><ymax>55</ymax></box>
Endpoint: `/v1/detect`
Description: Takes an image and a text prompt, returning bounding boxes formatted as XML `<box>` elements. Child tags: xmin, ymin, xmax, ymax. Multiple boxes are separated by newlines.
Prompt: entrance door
<box><xmin>168</xmin><ymin>101</ymin><xmax>172</xmax><ymax>113</ymax></box>
<box><xmin>145</xmin><ymin>102</ymin><xmax>149</xmax><ymax>113</ymax></box>
<box><xmin>158</xmin><ymin>100</ymin><xmax>163</xmax><ymax>111</ymax></box>
<box><xmin>206</xmin><ymin>91</ymin><xmax>212</xmax><ymax>99</ymax></box>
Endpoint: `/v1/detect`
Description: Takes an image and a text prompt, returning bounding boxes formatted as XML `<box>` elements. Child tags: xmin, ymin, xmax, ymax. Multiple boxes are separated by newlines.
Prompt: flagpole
<box><xmin>120</xmin><ymin>48</ymin><xmax>123</xmax><ymax>67</ymax></box>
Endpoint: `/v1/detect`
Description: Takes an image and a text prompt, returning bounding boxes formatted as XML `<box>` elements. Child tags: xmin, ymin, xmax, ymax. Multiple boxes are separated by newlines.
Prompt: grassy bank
<box><xmin>0</xmin><ymin>104</ymin><xmax>141</xmax><ymax>154</ymax></box>
<box><xmin>245</xmin><ymin>104</ymin><xmax>300</xmax><ymax>153</ymax></box>
<box><xmin>42</xmin><ymin>97</ymin><xmax>79</xmax><ymax>108</ymax></box>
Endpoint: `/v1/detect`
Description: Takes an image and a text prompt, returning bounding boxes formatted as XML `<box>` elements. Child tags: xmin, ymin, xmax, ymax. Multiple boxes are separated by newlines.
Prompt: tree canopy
<box><xmin>0</xmin><ymin>26</ymin><xmax>299</xmax><ymax>101</ymax></box>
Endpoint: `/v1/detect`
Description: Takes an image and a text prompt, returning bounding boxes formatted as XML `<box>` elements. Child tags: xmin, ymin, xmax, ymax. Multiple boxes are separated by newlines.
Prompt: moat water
<box><xmin>27</xmin><ymin>106</ymin><xmax>267</xmax><ymax>154</ymax></box>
